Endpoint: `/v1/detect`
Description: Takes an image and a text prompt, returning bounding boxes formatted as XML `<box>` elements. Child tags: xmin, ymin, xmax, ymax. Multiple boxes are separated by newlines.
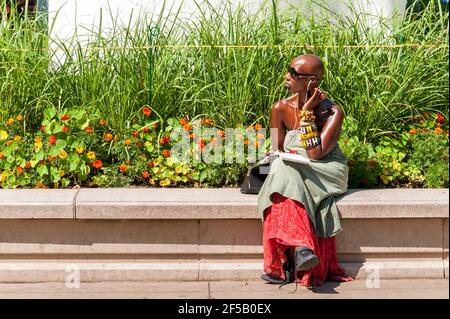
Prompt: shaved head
<box><xmin>291</xmin><ymin>54</ymin><xmax>325</xmax><ymax>80</ymax></box>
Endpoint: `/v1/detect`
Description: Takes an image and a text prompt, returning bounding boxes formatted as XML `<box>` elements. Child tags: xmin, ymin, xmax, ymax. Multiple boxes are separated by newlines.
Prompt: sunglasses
<box><xmin>287</xmin><ymin>66</ymin><xmax>317</xmax><ymax>78</ymax></box>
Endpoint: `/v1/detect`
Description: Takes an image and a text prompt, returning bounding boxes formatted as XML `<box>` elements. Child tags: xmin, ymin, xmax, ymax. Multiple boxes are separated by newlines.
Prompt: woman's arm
<box><xmin>270</xmin><ymin>102</ymin><xmax>286</xmax><ymax>152</ymax></box>
<box><xmin>303</xmin><ymin>105</ymin><xmax>344</xmax><ymax>160</ymax></box>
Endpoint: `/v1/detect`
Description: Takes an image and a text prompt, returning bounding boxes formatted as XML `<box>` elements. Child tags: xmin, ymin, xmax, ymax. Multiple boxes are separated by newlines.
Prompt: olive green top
<box><xmin>257</xmin><ymin>129</ymin><xmax>349</xmax><ymax>237</ymax></box>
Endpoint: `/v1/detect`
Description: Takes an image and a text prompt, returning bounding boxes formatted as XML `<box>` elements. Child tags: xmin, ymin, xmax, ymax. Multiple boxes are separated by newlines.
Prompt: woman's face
<box><xmin>285</xmin><ymin>63</ymin><xmax>317</xmax><ymax>94</ymax></box>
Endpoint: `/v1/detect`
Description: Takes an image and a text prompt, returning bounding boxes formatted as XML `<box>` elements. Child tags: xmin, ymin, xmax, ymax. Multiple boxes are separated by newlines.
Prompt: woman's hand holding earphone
<box><xmin>302</xmin><ymin>81</ymin><xmax>327</xmax><ymax>111</ymax></box>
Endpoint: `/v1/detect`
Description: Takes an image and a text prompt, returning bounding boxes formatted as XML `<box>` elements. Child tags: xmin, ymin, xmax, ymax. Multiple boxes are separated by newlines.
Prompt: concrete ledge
<box><xmin>0</xmin><ymin>189</ymin><xmax>77</xmax><ymax>219</ymax></box>
<box><xmin>0</xmin><ymin>188</ymin><xmax>448</xmax><ymax>219</ymax></box>
<box><xmin>0</xmin><ymin>259</ymin><xmax>445</xmax><ymax>283</ymax></box>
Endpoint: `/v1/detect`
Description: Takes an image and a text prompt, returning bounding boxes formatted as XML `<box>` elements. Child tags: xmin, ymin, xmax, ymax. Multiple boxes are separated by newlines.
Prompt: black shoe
<box><xmin>261</xmin><ymin>274</ymin><xmax>286</xmax><ymax>284</ymax></box>
<box><xmin>294</xmin><ymin>246</ymin><xmax>319</xmax><ymax>272</ymax></box>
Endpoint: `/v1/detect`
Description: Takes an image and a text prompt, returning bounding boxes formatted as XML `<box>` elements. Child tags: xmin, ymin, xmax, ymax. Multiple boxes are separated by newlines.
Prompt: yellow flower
<box><xmin>6</xmin><ymin>140</ymin><xmax>13</xmax><ymax>146</ymax></box>
<box><xmin>159</xmin><ymin>178</ymin><xmax>171</xmax><ymax>187</ymax></box>
<box><xmin>380</xmin><ymin>175</ymin><xmax>390</xmax><ymax>184</ymax></box>
<box><xmin>148</xmin><ymin>178</ymin><xmax>156</xmax><ymax>185</ymax></box>
<box><xmin>5</xmin><ymin>118</ymin><xmax>14</xmax><ymax>126</ymax></box>
<box><xmin>14</xmin><ymin>135</ymin><xmax>22</xmax><ymax>141</ymax></box>
<box><xmin>16</xmin><ymin>115</ymin><xmax>24</xmax><ymax>121</ymax></box>
<box><xmin>0</xmin><ymin>130</ymin><xmax>8</xmax><ymax>141</ymax></box>
<box><xmin>75</xmin><ymin>147</ymin><xmax>84</xmax><ymax>154</ymax></box>
<box><xmin>0</xmin><ymin>171</ymin><xmax>9</xmax><ymax>182</ymax></box>
<box><xmin>87</xmin><ymin>151</ymin><xmax>96</xmax><ymax>159</ymax></box>
<box><xmin>58</xmin><ymin>149</ymin><xmax>68</xmax><ymax>159</ymax></box>
<box><xmin>34</xmin><ymin>137</ymin><xmax>43</xmax><ymax>149</ymax></box>
<box><xmin>392</xmin><ymin>160</ymin><xmax>401</xmax><ymax>171</ymax></box>
<box><xmin>59</xmin><ymin>170</ymin><xmax>65</xmax><ymax>177</ymax></box>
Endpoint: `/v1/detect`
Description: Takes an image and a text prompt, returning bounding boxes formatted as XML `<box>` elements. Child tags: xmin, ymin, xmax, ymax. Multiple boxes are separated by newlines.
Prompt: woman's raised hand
<box><xmin>303</xmin><ymin>88</ymin><xmax>327</xmax><ymax>111</ymax></box>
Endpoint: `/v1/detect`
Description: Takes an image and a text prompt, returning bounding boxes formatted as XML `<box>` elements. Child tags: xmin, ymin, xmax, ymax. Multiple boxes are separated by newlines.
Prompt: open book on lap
<box><xmin>258</xmin><ymin>150</ymin><xmax>311</xmax><ymax>165</ymax></box>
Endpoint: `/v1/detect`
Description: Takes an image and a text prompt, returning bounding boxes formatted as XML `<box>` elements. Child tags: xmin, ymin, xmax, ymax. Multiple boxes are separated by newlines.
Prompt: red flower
<box><xmin>25</xmin><ymin>161</ymin><xmax>31</xmax><ymax>169</ymax></box>
<box><xmin>62</xmin><ymin>125</ymin><xmax>70</xmax><ymax>133</ymax></box>
<box><xmin>17</xmin><ymin>166</ymin><xmax>24</xmax><ymax>175</ymax></box>
<box><xmin>148</xmin><ymin>160</ymin><xmax>155</xmax><ymax>167</ymax></box>
<box><xmin>142</xmin><ymin>170</ymin><xmax>149</xmax><ymax>179</ymax></box>
<box><xmin>119</xmin><ymin>164</ymin><xmax>128</xmax><ymax>173</ymax></box>
<box><xmin>132</xmin><ymin>131</ymin><xmax>139</xmax><ymax>138</ymax></box>
<box><xmin>143</xmin><ymin>127</ymin><xmax>150</xmax><ymax>133</ymax></box>
<box><xmin>84</xmin><ymin>126</ymin><xmax>94</xmax><ymax>134</ymax></box>
<box><xmin>61</xmin><ymin>114</ymin><xmax>71</xmax><ymax>121</ymax></box>
<box><xmin>93</xmin><ymin>160</ymin><xmax>103</xmax><ymax>169</ymax></box>
<box><xmin>162</xmin><ymin>149</ymin><xmax>171</xmax><ymax>157</ymax></box>
<box><xmin>48</xmin><ymin>135</ymin><xmax>57</xmax><ymax>145</ymax></box>
<box><xmin>159</xmin><ymin>136</ymin><xmax>170</xmax><ymax>145</ymax></box>
<box><xmin>409</xmin><ymin>128</ymin><xmax>417</xmax><ymax>135</ymax></box>
<box><xmin>436</xmin><ymin>113</ymin><xmax>445</xmax><ymax>124</ymax></box>
<box><xmin>153</xmin><ymin>123</ymin><xmax>158</xmax><ymax>130</ymax></box>
<box><xmin>142</xmin><ymin>106</ymin><xmax>152</xmax><ymax>116</ymax></box>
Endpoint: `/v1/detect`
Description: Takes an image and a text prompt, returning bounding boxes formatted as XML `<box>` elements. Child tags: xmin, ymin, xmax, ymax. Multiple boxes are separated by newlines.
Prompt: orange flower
<box><xmin>183</xmin><ymin>123</ymin><xmax>192</xmax><ymax>131</ymax></box>
<box><xmin>125</xmin><ymin>138</ymin><xmax>132</xmax><ymax>145</ymax></box>
<box><xmin>84</xmin><ymin>126</ymin><xmax>94</xmax><ymax>134</ymax></box>
<box><xmin>179</xmin><ymin>117</ymin><xmax>188</xmax><ymax>125</ymax></box>
<box><xmin>201</xmin><ymin>118</ymin><xmax>214</xmax><ymax>126</ymax></box>
<box><xmin>436</xmin><ymin>113</ymin><xmax>445</xmax><ymax>124</ymax></box>
<box><xmin>218</xmin><ymin>130</ymin><xmax>225</xmax><ymax>138</ymax></box>
<box><xmin>142</xmin><ymin>106</ymin><xmax>152</xmax><ymax>116</ymax></box>
<box><xmin>142</xmin><ymin>170</ymin><xmax>149</xmax><ymax>179</ymax></box>
<box><xmin>5</xmin><ymin>118</ymin><xmax>14</xmax><ymax>125</ymax></box>
<box><xmin>16</xmin><ymin>115</ymin><xmax>24</xmax><ymax>121</ymax></box>
<box><xmin>254</xmin><ymin>124</ymin><xmax>263</xmax><ymax>130</ymax></box>
<box><xmin>104</xmin><ymin>133</ymin><xmax>113</xmax><ymax>142</ymax></box>
<box><xmin>153</xmin><ymin>123</ymin><xmax>158</xmax><ymax>130</ymax></box>
<box><xmin>47</xmin><ymin>155</ymin><xmax>56</xmax><ymax>161</ymax></box>
<box><xmin>132</xmin><ymin>131</ymin><xmax>139</xmax><ymax>138</ymax></box>
<box><xmin>99</xmin><ymin>119</ymin><xmax>108</xmax><ymax>126</ymax></box>
<box><xmin>17</xmin><ymin>166</ymin><xmax>24</xmax><ymax>175</ymax></box>
<box><xmin>210</xmin><ymin>137</ymin><xmax>218</xmax><ymax>144</ymax></box>
<box><xmin>119</xmin><ymin>164</ymin><xmax>128</xmax><ymax>173</ymax></box>
<box><xmin>48</xmin><ymin>135</ymin><xmax>57</xmax><ymax>145</ymax></box>
<box><xmin>254</xmin><ymin>140</ymin><xmax>260</xmax><ymax>148</ymax></box>
<box><xmin>162</xmin><ymin>149</ymin><xmax>171</xmax><ymax>157</ymax></box>
<box><xmin>148</xmin><ymin>160</ymin><xmax>155</xmax><ymax>167</ymax></box>
<box><xmin>93</xmin><ymin>159</ymin><xmax>103</xmax><ymax>169</ymax></box>
<box><xmin>0</xmin><ymin>152</ymin><xmax>4</xmax><ymax>159</ymax></box>
<box><xmin>62</xmin><ymin>125</ymin><xmax>70</xmax><ymax>133</ymax></box>
<box><xmin>189</xmin><ymin>133</ymin><xmax>196</xmax><ymax>139</ymax></box>
<box><xmin>36</xmin><ymin>182</ymin><xmax>48</xmax><ymax>189</ymax></box>
<box><xmin>159</xmin><ymin>136</ymin><xmax>170</xmax><ymax>145</ymax></box>
<box><xmin>434</xmin><ymin>127</ymin><xmax>443</xmax><ymax>134</ymax></box>
<box><xmin>61</xmin><ymin>114</ymin><xmax>71</xmax><ymax>121</ymax></box>
<box><xmin>143</xmin><ymin>127</ymin><xmax>150</xmax><ymax>133</ymax></box>
<box><xmin>367</xmin><ymin>159</ymin><xmax>377</xmax><ymax>168</ymax></box>
<box><xmin>243</xmin><ymin>139</ymin><xmax>249</xmax><ymax>145</ymax></box>
<box><xmin>25</xmin><ymin>161</ymin><xmax>31</xmax><ymax>169</ymax></box>
<box><xmin>409</xmin><ymin>128</ymin><xmax>417</xmax><ymax>135</ymax></box>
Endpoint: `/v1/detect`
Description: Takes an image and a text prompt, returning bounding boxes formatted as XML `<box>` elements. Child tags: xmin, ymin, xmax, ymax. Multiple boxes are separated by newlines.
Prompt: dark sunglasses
<box><xmin>287</xmin><ymin>66</ymin><xmax>316</xmax><ymax>78</ymax></box>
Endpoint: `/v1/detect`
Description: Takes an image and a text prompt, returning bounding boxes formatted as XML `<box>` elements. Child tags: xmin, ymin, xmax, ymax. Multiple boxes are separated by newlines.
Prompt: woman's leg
<box><xmin>263</xmin><ymin>192</ymin><xmax>352</xmax><ymax>287</ymax></box>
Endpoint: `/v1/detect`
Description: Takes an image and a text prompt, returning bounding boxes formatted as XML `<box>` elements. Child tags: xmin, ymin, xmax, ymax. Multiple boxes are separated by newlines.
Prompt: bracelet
<box><xmin>299</xmin><ymin>123</ymin><xmax>318</xmax><ymax>135</ymax></box>
<box><xmin>301</xmin><ymin>135</ymin><xmax>321</xmax><ymax>149</ymax></box>
<box><xmin>299</xmin><ymin>131</ymin><xmax>319</xmax><ymax>140</ymax></box>
<box><xmin>300</xmin><ymin>110</ymin><xmax>316</xmax><ymax>122</ymax></box>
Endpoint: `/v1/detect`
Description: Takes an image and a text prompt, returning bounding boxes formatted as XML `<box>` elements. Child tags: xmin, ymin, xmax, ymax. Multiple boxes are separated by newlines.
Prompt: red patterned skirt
<box><xmin>263</xmin><ymin>192</ymin><xmax>353</xmax><ymax>287</ymax></box>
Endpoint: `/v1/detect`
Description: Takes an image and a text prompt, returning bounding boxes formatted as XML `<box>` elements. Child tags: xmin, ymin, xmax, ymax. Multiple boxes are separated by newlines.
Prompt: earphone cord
<box><xmin>294</xmin><ymin>81</ymin><xmax>311</xmax><ymax>131</ymax></box>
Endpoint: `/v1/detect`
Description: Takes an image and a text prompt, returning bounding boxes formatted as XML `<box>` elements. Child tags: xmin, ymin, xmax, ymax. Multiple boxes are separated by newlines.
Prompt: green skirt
<box><xmin>257</xmin><ymin>129</ymin><xmax>349</xmax><ymax>238</ymax></box>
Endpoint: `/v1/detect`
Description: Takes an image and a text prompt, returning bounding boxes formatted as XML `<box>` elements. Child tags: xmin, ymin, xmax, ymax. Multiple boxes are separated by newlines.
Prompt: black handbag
<box><xmin>240</xmin><ymin>157</ymin><xmax>272</xmax><ymax>194</ymax></box>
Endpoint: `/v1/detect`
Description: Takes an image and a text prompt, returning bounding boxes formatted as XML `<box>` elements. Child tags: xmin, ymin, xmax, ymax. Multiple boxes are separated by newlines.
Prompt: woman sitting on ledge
<box><xmin>257</xmin><ymin>54</ymin><xmax>353</xmax><ymax>288</ymax></box>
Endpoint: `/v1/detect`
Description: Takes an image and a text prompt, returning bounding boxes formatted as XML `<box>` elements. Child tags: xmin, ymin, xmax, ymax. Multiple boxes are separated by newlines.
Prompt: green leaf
<box><xmin>43</xmin><ymin>107</ymin><xmax>56</xmax><ymax>121</ymax></box>
<box><xmin>61</xmin><ymin>178</ymin><xmax>70</xmax><ymax>187</ymax></box>
<box><xmin>37</xmin><ymin>164</ymin><xmax>49</xmax><ymax>176</ymax></box>
<box><xmin>49</xmin><ymin>146</ymin><xmax>60</xmax><ymax>157</ymax></box>
<box><xmin>55</xmin><ymin>139</ymin><xmax>66</xmax><ymax>150</ymax></box>
<box><xmin>50</xmin><ymin>166</ymin><xmax>61</xmax><ymax>183</ymax></box>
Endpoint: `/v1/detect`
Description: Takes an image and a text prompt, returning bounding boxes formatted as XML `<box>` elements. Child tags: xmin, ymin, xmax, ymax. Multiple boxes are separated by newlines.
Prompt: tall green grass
<box><xmin>0</xmin><ymin>0</ymin><xmax>448</xmax><ymax>144</ymax></box>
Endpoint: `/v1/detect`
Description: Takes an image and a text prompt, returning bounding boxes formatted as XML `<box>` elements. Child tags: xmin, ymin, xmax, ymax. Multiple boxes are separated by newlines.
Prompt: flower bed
<box><xmin>0</xmin><ymin>105</ymin><xmax>448</xmax><ymax>189</ymax></box>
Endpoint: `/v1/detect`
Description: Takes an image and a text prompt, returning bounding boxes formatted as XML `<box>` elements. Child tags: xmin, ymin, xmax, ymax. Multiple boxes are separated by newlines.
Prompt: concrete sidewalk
<box><xmin>0</xmin><ymin>279</ymin><xmax>447</xmax><ymax>299</ymax></box>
